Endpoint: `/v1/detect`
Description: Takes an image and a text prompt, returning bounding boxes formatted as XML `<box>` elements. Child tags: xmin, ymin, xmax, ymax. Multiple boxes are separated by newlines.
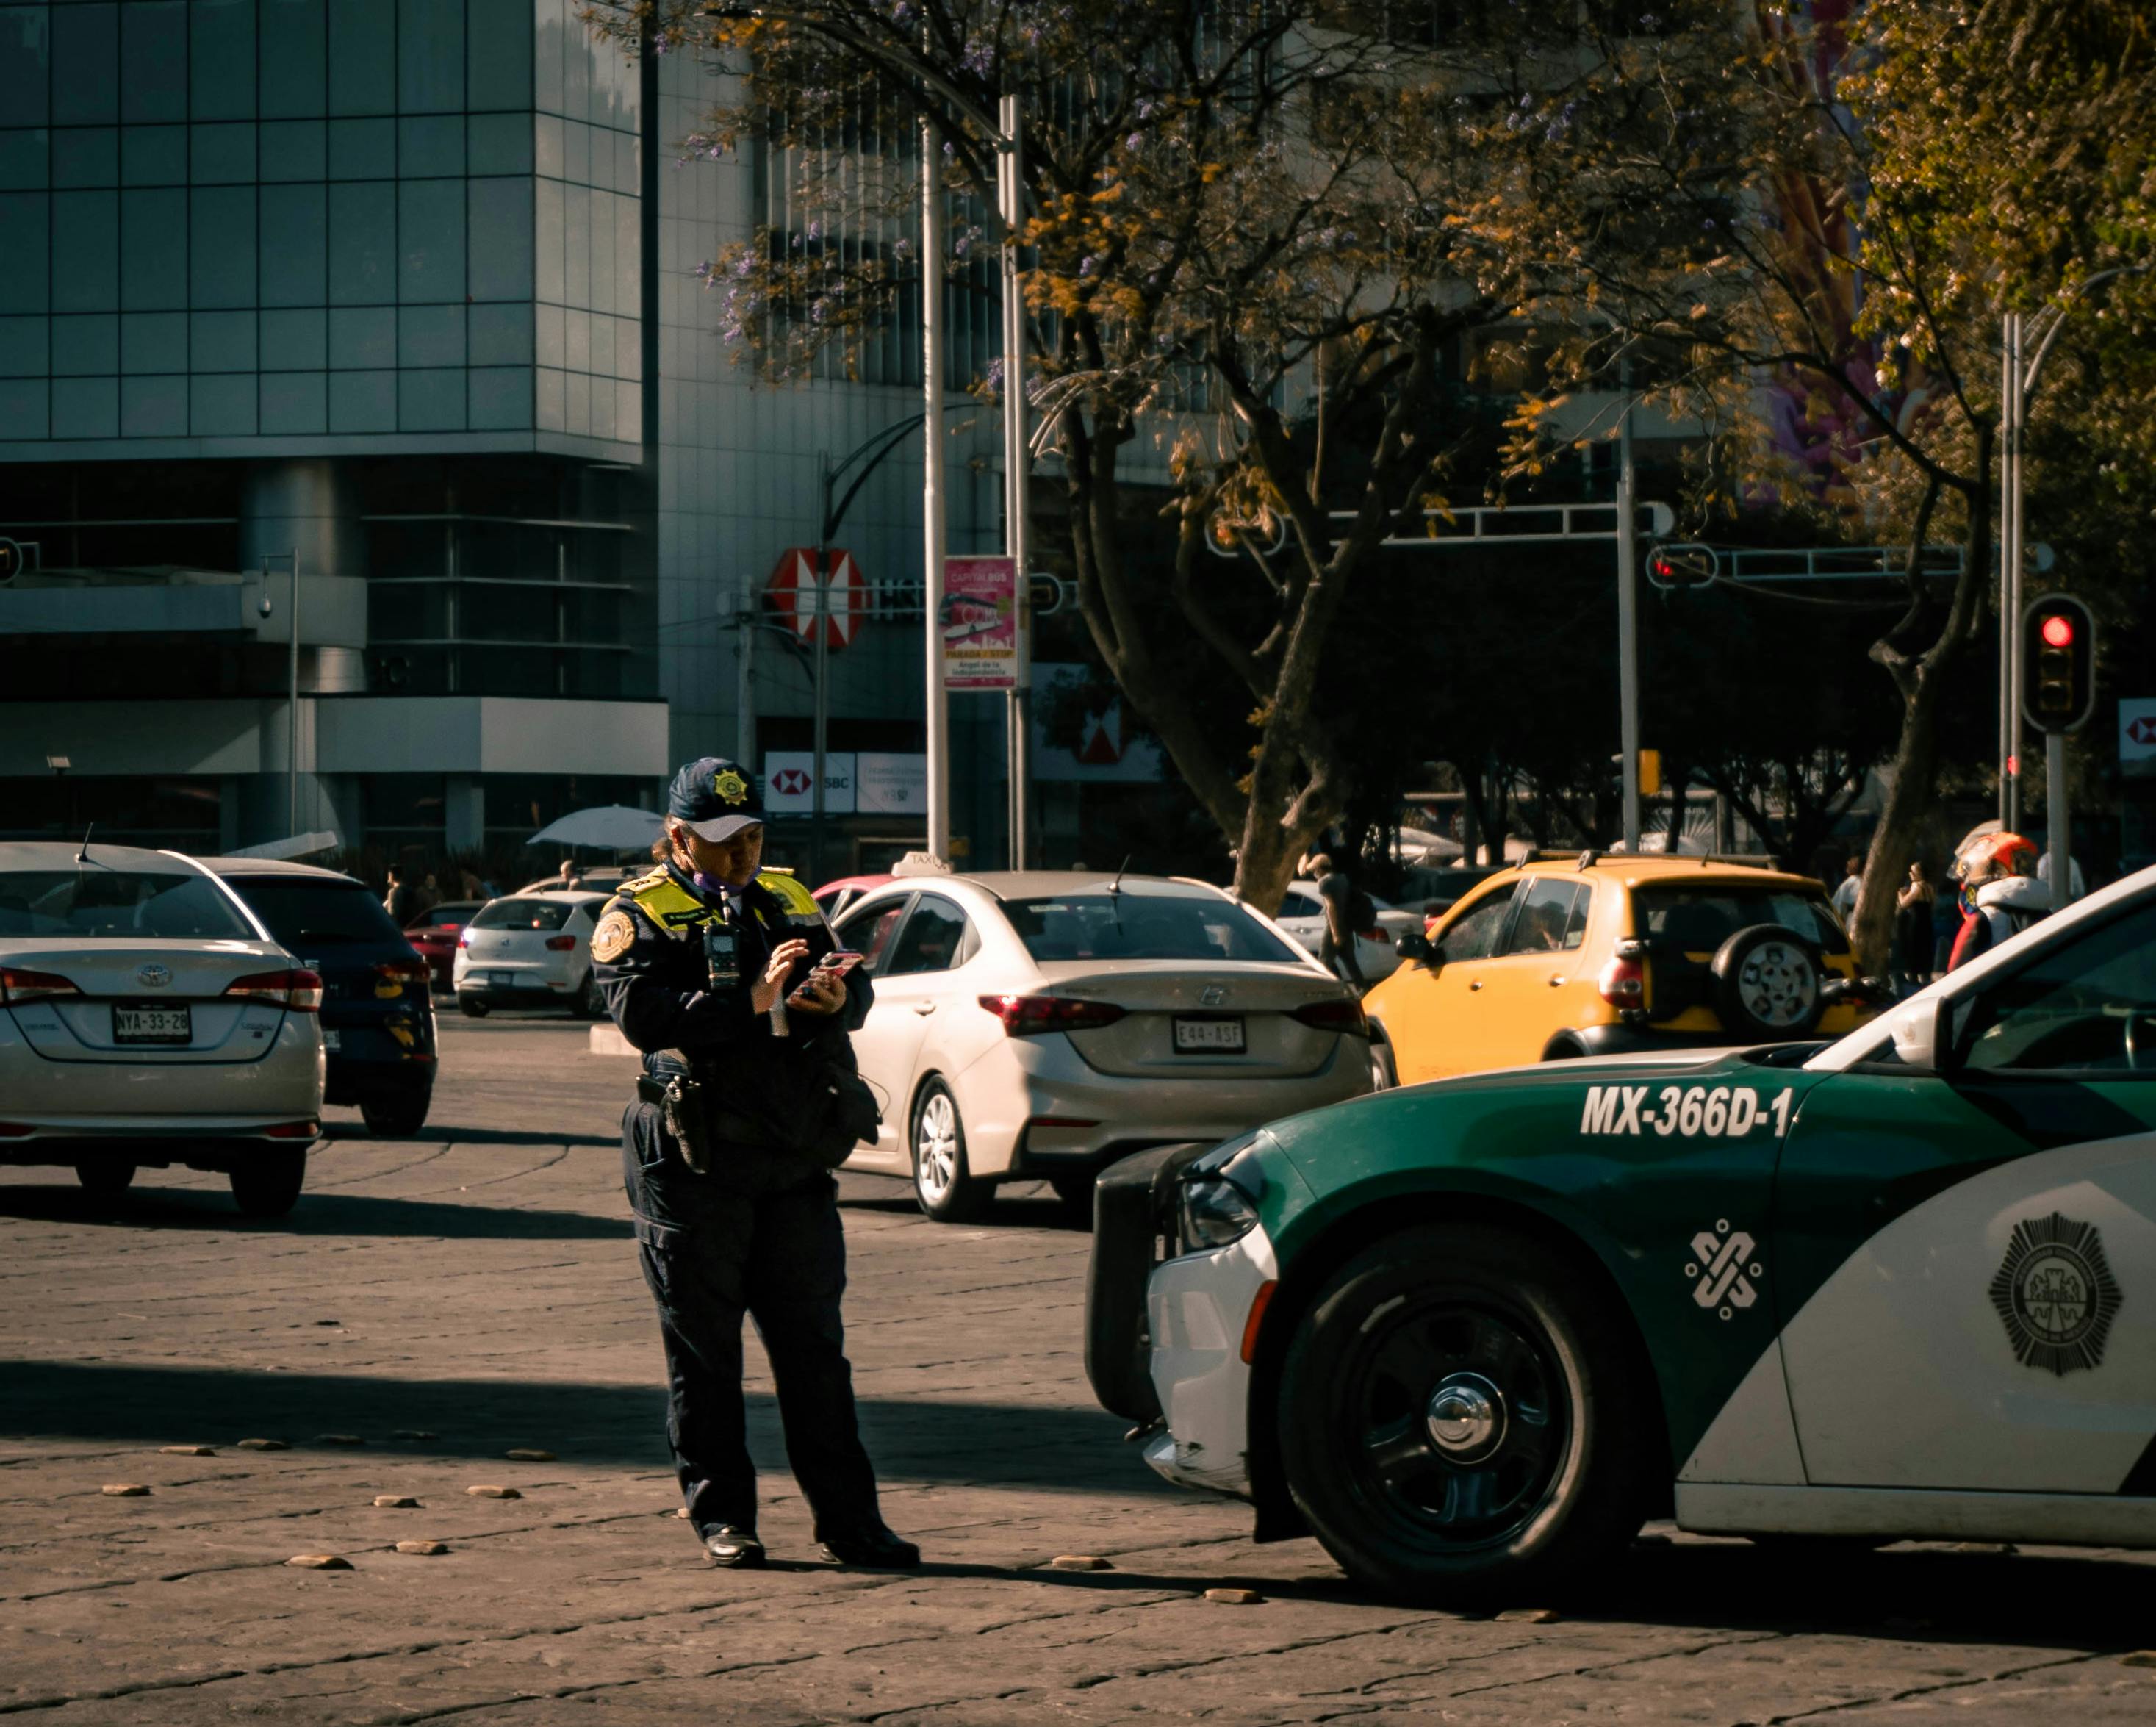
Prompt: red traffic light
<box><xmin>2040</xmin><ymin>614</ymin><xmax>2074</xmax><ymax>648</ymax></box>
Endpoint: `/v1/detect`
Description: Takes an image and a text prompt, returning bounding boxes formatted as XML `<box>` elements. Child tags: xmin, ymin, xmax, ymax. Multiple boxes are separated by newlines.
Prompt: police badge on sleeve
<box><xmin>591</xmin><ymin>909</ymin><xmax>636</xmax><ymax>964</ymax></box>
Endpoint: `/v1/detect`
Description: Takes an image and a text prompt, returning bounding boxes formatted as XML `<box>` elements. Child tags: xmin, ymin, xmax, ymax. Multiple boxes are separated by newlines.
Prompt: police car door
<box><xmin>833</xmin><ymin>894</ymin><xmax>924</xmax><ymax>1173</ymax></box>
<box><xmin>1772</xmin><ymin>888</ymin><xmax>2156</xmax><ymax>1495</ymax></box>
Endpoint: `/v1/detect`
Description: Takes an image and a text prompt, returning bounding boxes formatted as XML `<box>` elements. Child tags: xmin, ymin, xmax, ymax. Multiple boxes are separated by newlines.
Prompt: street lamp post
<box><xmin>921</xmin><ymin>111</ymin><xmax>952</xmax><ymax>865</ymax></box>
<box><xmin>254</xmin><ymin>549</ymin><xmax>303</xmax><ymax>839</ymax></box>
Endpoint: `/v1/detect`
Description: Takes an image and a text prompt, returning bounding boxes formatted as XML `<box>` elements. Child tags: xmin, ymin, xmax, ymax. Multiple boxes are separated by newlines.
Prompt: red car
<box><xmin>403</xmin><ymin>901</ymin><xmax>485</xmax><ymax>992</ymax></box>
<box><xmin>812</xmin><ymin>874</ymin><xmax>894</xmax><ymax>922</ymax></box>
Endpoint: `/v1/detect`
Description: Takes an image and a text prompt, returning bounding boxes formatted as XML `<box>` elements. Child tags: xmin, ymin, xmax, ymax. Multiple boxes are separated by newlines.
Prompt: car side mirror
<box><xmin>1886</xmin><ymin>995</ymin><xmax>1952</xmax><ymax>1072</ymax></box>
<box><xmin>1395</xmin><ymin>932</ymin><xmax>1438</xmax><ymax>966</ymax></box>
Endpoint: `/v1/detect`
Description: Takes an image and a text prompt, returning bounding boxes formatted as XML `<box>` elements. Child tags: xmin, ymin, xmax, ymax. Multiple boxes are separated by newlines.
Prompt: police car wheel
<box><xmin>910</xmin><ymin>1079</ymin><xmax>990</xmax><ymax>1223</ymax></box>
<box><xmin>1279</xmin><ymin>1224</ymin><xmax>1654</xmax><ymax>1604</ymax></box>
<box><xmin>457</xmin><ymin>993</ymin><xmax>490</xmax><ymax>1018</ymax></box>
<box><xmin>1711</xmin><ymin>924</ymin><xmax>1825</xmax><ymax>1041</ymax></box>
<box><xmin>230</xmin><ymin>1151</ymin><xmax>306</xmax><ymax>1220</ymax></box>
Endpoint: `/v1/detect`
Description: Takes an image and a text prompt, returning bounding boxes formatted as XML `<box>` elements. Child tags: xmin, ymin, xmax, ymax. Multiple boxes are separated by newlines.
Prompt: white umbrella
<box><xmin>528</xmin><ymin>805</ymin><xmax>664</xmax><ymax>850</ymax></box>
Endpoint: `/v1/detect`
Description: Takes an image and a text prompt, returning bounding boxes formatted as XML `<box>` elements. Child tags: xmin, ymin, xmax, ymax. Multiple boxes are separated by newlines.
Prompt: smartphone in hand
<box><xmin>813</xmin><ymin>950</ymin><xmax>863</xmax><ymax>978</ymax></box>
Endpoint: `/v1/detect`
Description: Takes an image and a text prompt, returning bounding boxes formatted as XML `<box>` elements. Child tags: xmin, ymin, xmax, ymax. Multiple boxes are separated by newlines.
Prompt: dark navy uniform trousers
<box><xmin>623</xmin><ymin>1110</ymin><xmax>880</xmax><ymax>1540</ymax></box>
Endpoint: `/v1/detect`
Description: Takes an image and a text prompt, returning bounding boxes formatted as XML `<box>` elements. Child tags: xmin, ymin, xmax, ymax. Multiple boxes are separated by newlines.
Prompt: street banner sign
<box><xmin>763</xmin><ymin>750</ymin><xmax>856</xmax><ymax>814</ymax></box>
<box><xmin>767</xmin><ymin>547</ymin><xmax>867</xmax><ymax>648</ymax></box>
<box><xmin>857</xmin><ymin>752</ymin><xmax>927</xmax><ymax>814</ymax></box>
<box><xmin>2121</xmin><ymin>699</ymin><xmax>2156</xmax><ymax>775</ymax></box>
<box><xmin>941</xmin><ymin>556</ymin><xmax>1019</xmax><ymax>689</ymax></box>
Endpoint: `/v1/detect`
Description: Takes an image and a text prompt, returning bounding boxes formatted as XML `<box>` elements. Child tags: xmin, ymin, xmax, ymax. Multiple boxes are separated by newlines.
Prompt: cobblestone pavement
<box><xmin>4</xmin><ymin>1019</ymin><xmax>2156</xmax><ymax>1725</ymax></box>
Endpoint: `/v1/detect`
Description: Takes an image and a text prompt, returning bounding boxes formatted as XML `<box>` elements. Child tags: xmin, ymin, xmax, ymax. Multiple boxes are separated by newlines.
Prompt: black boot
<box><xmin>701</xmin><ymin>1524</ymin><xmax>766</xmax><ymax>1569</ymax></box>
<box><xmin>819</xmin><ymin>1520</ymin><xmax>919</xmax><ymax>1569</ymax></box>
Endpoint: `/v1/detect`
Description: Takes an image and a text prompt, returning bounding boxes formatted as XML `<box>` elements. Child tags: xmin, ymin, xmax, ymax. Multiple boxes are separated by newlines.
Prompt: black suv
<box><xmin>206</xmin><ymin>860</ymin><xmax>436</xmax><ymax>1136</ymax></box>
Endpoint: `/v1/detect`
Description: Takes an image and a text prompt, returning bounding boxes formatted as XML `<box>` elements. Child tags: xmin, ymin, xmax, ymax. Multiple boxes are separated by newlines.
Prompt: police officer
<box><xmin>593</xmin><ymin>757</ymin><xmax>917</xmax><ymax>1571</ymax></box>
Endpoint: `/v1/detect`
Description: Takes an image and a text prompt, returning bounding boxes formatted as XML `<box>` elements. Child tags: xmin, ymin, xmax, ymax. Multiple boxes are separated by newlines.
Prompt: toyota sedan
<box><xmin>830</xmin><ymin>870</ymin><xmax>1372</xmax><ymax>1221</ymax></box>
<box><xmin>0</xmin><ymin>841</ymin><xmax>323</xmax><ymax>1216</ymax></box>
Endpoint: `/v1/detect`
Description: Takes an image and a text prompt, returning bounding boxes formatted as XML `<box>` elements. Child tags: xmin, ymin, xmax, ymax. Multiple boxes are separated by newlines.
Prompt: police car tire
<box><xmin>1278</xmin><ymin>1224</ymin><xmax>1654</xmax><ymax>1604</ymax></box>
<box><xmin>230</xmin><ymin>1151</ymin><xmax>306</xmax><ymax>1220</ymax></box>
<box><xmin>910</xmin><ymin>1078</ymin><xmax>990</xmax><ymax>1223</ymax></box>
<box><xmin>1711</xmin><ymin>925</ymin><xmax>1827</xmax><ymax>1041</ymax></box>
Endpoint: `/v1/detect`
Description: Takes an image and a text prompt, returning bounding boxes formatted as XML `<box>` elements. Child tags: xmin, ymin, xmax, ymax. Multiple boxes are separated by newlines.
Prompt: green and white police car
<box><xmin>1085</xmin><ymin>862</ymin><xmax>2156</xmax><ymax>1601</ymax></box>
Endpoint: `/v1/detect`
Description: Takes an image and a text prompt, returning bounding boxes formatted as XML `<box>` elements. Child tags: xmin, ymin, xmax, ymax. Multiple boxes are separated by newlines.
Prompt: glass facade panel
<box><xmin>54</xmin><ymin>187</ymin><xmax>119</xmax><ymax>312</ymax></box>
<box><xmin>190</xmin><ymin>122</ymin><xmax>256</xmax><ymax>185</ymax></box>
<box><xmin>398</xmin><ymin>303</ymin><xmax>463</xmax><ymax>367</ymax></box>
<box><xmin>328</xmin><ymin>179</ymin><xmax>395</xmax><ymax>304</ymax></box>
<box><xmin>259</xmin><ymin>367</ymin><xmax>326</xmax><ymax>431</ymax></box>
<box><xmin>326</xmin><ymin>0</ymin><xmax>392</xmax><ymax>115</ymax></box>
<box><xmin>0</xmin><ymin>191</ymin><xmax>46</xmax><ymax>313</ymax></box>
<box><xmin>259</xmin><ymin>182</ymin><xmax>328</xmax><ymax>305</ymax></box>
<box><xmin>191</xmin><ymin>369</ymin><xmax>255</xmax><ymax>432</ymax></box>
<box><xmin>259</xmin><ymin>0</ymin><xmax>327</xmax><ymax>119</ymax></box>
<box><xmin>121</xmin><ymin>372</ymin><xmax>187</xmax><ymax>436</ymax></box>
<box><xmin>188</xmin><ymin>185</ymin><xmax>256</xmax><ymax>308</ymax></box>
<box><xmin>0</xmin><ymin>376</ymin><xmax>45</xmax><ymax>434</ymax></box>
<box><xmin>328</xmin><ymin>366</ymin><xmax>394</xmax><ymax>430</ymax></box>
<box><xmin>119</xmin><ymin>1</ymin><xmax>184</xmax><ymax>123</ymax></box>
<box><xmin>466</xmin><ymin>0</ymin><xmax>530</xmax><ymax>112</ymax></box>
<box><xmin>259</xmin><ymin>119</ymin><xmax>326</xmax><ymax>180</ymax></box>
<box><xmin>50</xmin><ymin>312</ymin><xmax>114</xmax><ymax>373</ymax></box>
<box><xmin>0</xmin><ymin>131</ymin><xmax>49</xmax><ymax>192</ymax></box>
<box><xmin>398</xmin><ymin>365</ymin><xmax>464</xmax><ymax>430</ymax></box>
<box><xmin>467</xmin><ymin>176</ymin><xmax>533</xmax><ymax>302</ymax></box>
<box><xmin>120</xmin><ymin>190</ymin><xmax>186</xmax><ymax>315</ymax></box>
<box><xmin>0</xmin><ymin>313</ymin><xmax>44</xmax><ymax>374</ymax></box>
<box><xmin>190</xmin><ymin>309</ymin><xmax>256</xmax><ymax>372</ymax></box>
<box><xmin>51</xmin><ymin>373</ymin><xmax>115</xmax><ymax>437</ymax></box>
<box><xmin>398</xmin><ymin>178</ymin><xmax>464</xmax><ymax>302</ymax></box>
<box><xmin>328</xmin><ymin>116</ymin><xmax>394</xmax><ymax>180</ymax></box>
<box><xmin>399</xmin><ymin>115</ymin><xmax>462</xmax><ymax>179</ymax></box>
<box><xmin>52</xmin><ymin>126</ymin><xmax>115</xmax><ymax>188</ymax></box>
<box><xmin>120</xmin><ymin>309</ymin><xmax>185</xmax><ymax>373</ymax></box>
<box><xmin>50</xmin><ymin>2</ymin><xmax>116</xmax><ymax>126</ymax></box>
<box><xmin>189</xmin><ymin>0</ymin><xmax>255</xmax><ymax>123</ymax></box>
<box><xmin>328</xmin><ymin>304</ymin><xmax>394</xmax><ymax>369</ymax></box>
<box><xmin>259</xmin><ymin>306</ymin><xmax>325</xmax><ymax>369</ymax></box>
<box><xmin>467</xmin><ymin>301</ymin><xmax>530</xmax><ymax>366</ymax></box>
<box><xmin>467</xmin><ymin>364</ymin><xmax>529</xmax><ymax>428</ymax></box>
<box><xmin>0</xmin><ymin>5</ymin><xmax>51</xmax><ymax>129</ymax></box>
<box><xmin>532</xmin><ymin>173</ymin><xmax>562</xmax><ymax>302</ymax></box>
<box><xmin>121</xmin><ymin>123</ymin><xmax>186</xmax><ymax>187</ymax></box>
<box><xmin>397</xmin><ymin>0</ymin><xmax>463</xmax><ymax>115</ymax></box>
<box><xmin>467</xmin><ymin>112</ymin><xmax>529</xmax><ymax>176</ymax></box>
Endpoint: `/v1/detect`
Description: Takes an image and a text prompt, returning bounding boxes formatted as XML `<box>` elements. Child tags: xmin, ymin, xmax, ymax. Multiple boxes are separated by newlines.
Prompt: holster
<box><xmin>636</xmin><ymin>1071</ymin><xmax>782</xmax><ymax>1171</ymax></box>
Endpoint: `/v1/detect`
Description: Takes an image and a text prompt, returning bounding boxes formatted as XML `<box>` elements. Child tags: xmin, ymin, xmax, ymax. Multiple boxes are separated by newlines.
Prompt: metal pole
<box><xmin>287</xmin><ymin>546</ymin><xmax>300</xmax><ymax>837</ymax></box>
<box><xmin>736</xmin><ymin>581</ymin><xmax>758</xmax><ymax>770</ymax></box>
<box><xmin>2005</xmin><ymin>312</ymin><xmax>2025</xmax><ymax>832</ymax></box>
<box><xmin>813</xmin><ymin>556</ymin><xmax>829</xmax><ymax>883</ymax></box>
<box><xmin>999</xmin><ymin>90</ymin><xmax>1030</xmax><ymax>870</ymax></box>
<box><xmin>921</xmin><ymin>115</ymin><xmax>951</xmax><ymax>863</ymax></box>
<box><xmin>1997</xmin><ymin>315</ymin><xmax>2013</xmax><ymax>827</ymax></box>
<box><xmin>2047</xmin><ymin>728</ymin><xmax>2070</xmax><ymax>907</ymax></box>
<box><xmin>1616</xmin><ymin>390</ymin><xmax>1641</xmax><ymax>852</ymax></box>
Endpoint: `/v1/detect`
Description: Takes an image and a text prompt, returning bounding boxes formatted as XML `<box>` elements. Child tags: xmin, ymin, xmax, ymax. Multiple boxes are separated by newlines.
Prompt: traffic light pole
<box><xmin>1617</xmin><ymin>392</ymin><xmax>1642</xmax><ymax>852</ymax></box>
<box><xmin>2047</xmin><ymin>730</ymin><xmax>2069</xmax><ymax>908</ymax></box>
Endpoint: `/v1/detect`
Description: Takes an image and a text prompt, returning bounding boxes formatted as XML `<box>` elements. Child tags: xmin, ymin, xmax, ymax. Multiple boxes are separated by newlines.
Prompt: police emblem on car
<box><xmin>1989</xmin><ymin>1212</ymin><xmax>2121</xmax><ymax>1376</ymax></box>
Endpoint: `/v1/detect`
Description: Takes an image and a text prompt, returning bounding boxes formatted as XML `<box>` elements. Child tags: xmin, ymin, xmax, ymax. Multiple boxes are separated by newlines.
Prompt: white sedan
<box><xmin>831</xmin><ymin>871</ymin><xmax>1373</xmax><ymax>1220</ymax></box>
<box><xmin>0</xmin><ymin>841</ymin><xmax>324</xmax><ymax>1216</ymax></box>
<box><xmin>452</xmin><ymin>891</ymin><xmax>611</xmax><ymax>1017</ymax></box>
<box><xmin>1271</xmin><ymin>880</ymin><xmax>1422</xmax><ymax>983</ymax></box>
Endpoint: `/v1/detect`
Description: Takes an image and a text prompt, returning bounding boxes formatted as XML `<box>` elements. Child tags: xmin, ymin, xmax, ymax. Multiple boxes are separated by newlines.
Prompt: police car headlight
<box><xmin>1179</xmin><ymin>1176</ymin><xmax>1260</xmax><ymax>1252</ymax></box>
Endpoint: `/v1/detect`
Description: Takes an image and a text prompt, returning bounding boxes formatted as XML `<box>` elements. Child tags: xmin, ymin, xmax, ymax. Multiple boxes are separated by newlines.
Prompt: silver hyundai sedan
<box><xmin>0</xmin><ymin>841</ymin><xmax>324</xmax><ymax>1216</ymax></box>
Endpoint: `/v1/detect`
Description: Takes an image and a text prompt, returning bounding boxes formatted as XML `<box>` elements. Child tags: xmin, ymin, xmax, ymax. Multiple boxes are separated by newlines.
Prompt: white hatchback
<box><xmin>0</xmin><ymin>841</ymin><xmax>324</xmax><ymax>1216</ymax></box>
<box><xmin>452</xmin><ymin>891</ymin><xmax>611</xmax><ymax>1017</ymax></box>
<box><xmin>830</xmin><ymin>871</ymin><xmax>1373</xmax><ymax>1220</ymax></box>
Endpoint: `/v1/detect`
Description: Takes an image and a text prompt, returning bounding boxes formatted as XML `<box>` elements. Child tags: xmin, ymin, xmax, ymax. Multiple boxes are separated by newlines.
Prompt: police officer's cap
<box><xmin>667</xmin><ymin>756</ymin><xmax>766</xmax><ymax>842</ymax></box>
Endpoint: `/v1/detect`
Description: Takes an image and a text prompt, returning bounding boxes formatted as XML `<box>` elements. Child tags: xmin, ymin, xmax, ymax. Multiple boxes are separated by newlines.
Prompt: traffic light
<box><xmin>1645</xmin><ymin>543</ymin><xmax>1717</xmax><ymax>589</ymax></box>
<box><xmin>2021</xmin><ymin>593</ymin><xmax>2096</xmax><ymax>733</ymax></box>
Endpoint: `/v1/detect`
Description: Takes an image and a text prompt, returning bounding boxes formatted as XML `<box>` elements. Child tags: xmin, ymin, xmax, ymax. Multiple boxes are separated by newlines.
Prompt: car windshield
<box><xmin>470</xmin><ymin>897</ymin><xmax>575</xmax><ymax>932</ymax></box>
<box><xmin>0</xmin><ymin>869</ymin><xmax>256</xmax><ymax>941</ymax></box>
<box><xmin>225</xmin><ymin>877</ymin><xmax>403</xmax><ymax>947</ymax></box>
<box><xmin>1003</xmin><ymin>894</ymin><xmax>1299</xmax><ymax>963</ymax></box>
<box><xmin>1635</xmin><ymin>887</ymin><xmax>1847</xmax><ymax>955</ymax></box>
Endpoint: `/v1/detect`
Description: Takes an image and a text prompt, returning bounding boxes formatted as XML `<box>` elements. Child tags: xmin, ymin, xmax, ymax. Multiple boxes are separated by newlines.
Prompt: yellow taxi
<box><xmin>1365</xmin><ymin>852</ymin><xmax>1876</xmax><ymax>1085</ymax></box>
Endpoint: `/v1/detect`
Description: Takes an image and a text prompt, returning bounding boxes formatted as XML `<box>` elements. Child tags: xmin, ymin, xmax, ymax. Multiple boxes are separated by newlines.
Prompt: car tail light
<box><xmin>263</xmin><ymin>1120</ymin><xmax>320</xmax><ymax>1139</ymax></box>
<box><xmin>1365</xmin><ymin>927</ymin><xmax>1391</xmax><ymax>945</ymax></box>
<box><xmin>223</xmin><ymin>969</ymin><xmax>324</xmax><ymax>1013</ymax></box>
<box><xmin>977</xmin><ymin>994</ymin><xmax>1127</xmax><ymax>1035</ymax></box>
<box><xmin>375</xmin><ymin>956</ymin><xmax>431</xmax><ymax>981</ymax></box>
<box><xmin>1598</xmin><ymin>955</ymin><xmax>1645</xmax><ymax>1007</ymax></box>
<box><xmin>1293</xmin><ymin>997</ymin><xmax>1368</xmax><ymax>1036</ymax></box>
<box><xmin>544</xmin><ymin>936</ymin><xmax>577</xmax><ymax>952</ymax></box>
<box><xmin>457</xmin><ymin>934</ymin><xmax>472</xmax><ymax>948</ymax></box>
<box><xmin>0</xmin><ymin>966</ymin><xmax>80</xmax><ymax>1004</ymax></box>
<box><xmin>1240</xmin><ymin>1279</ymin><xmax>1279</xmax><ymax>1365</ymax></box>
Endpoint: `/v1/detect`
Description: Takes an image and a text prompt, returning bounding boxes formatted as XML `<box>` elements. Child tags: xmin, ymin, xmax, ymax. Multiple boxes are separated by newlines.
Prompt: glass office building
<box><xmin>0</xmin><ymin>1</ymin><xmax>1007</xmax><ymax>868</ymax></box>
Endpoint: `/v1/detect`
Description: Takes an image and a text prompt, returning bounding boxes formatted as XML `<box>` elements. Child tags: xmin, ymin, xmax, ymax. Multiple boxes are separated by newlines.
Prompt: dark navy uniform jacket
<box><xmin>592</xmin><ymin>861</ymin><xmax>873</xmax><ymax>1149</ymax></box>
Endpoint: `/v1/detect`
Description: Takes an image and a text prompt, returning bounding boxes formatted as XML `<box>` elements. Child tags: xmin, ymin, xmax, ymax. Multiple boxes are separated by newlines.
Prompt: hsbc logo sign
<box><xmin>773</xmin><ymin>769</ymin><xmax>811</xmax><ymax>796</ymax></box>
<box><xmin>761</xmin><ymin>752</ymin><xmax>856</xmax><ymax>813</ymax></box>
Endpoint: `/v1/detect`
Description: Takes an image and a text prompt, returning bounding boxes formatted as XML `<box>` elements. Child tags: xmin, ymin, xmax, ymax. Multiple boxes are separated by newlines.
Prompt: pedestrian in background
<box><xmin>1309</xmin><ymin>854</ymin><xmax>1367</xmax><ymax>988</ymax></box>
<box><xmin>593</xmin><ymin>756</ymin><xmax>913</xmax><ymax>1574</ymax></box>
<box><xmin>1831</xmin><ymin>854</ymin><xmax>1863</xmax><ymax>923</ymax></box>
<box><xmin>384</xmin><ymin>864</ymin><xmax>420</xmax><ymax>927</ymax></box>
<box><xmin>1893</xmin><ymin>861</ymin><xmax>1936</xmax><ymax>994</ymax></box>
